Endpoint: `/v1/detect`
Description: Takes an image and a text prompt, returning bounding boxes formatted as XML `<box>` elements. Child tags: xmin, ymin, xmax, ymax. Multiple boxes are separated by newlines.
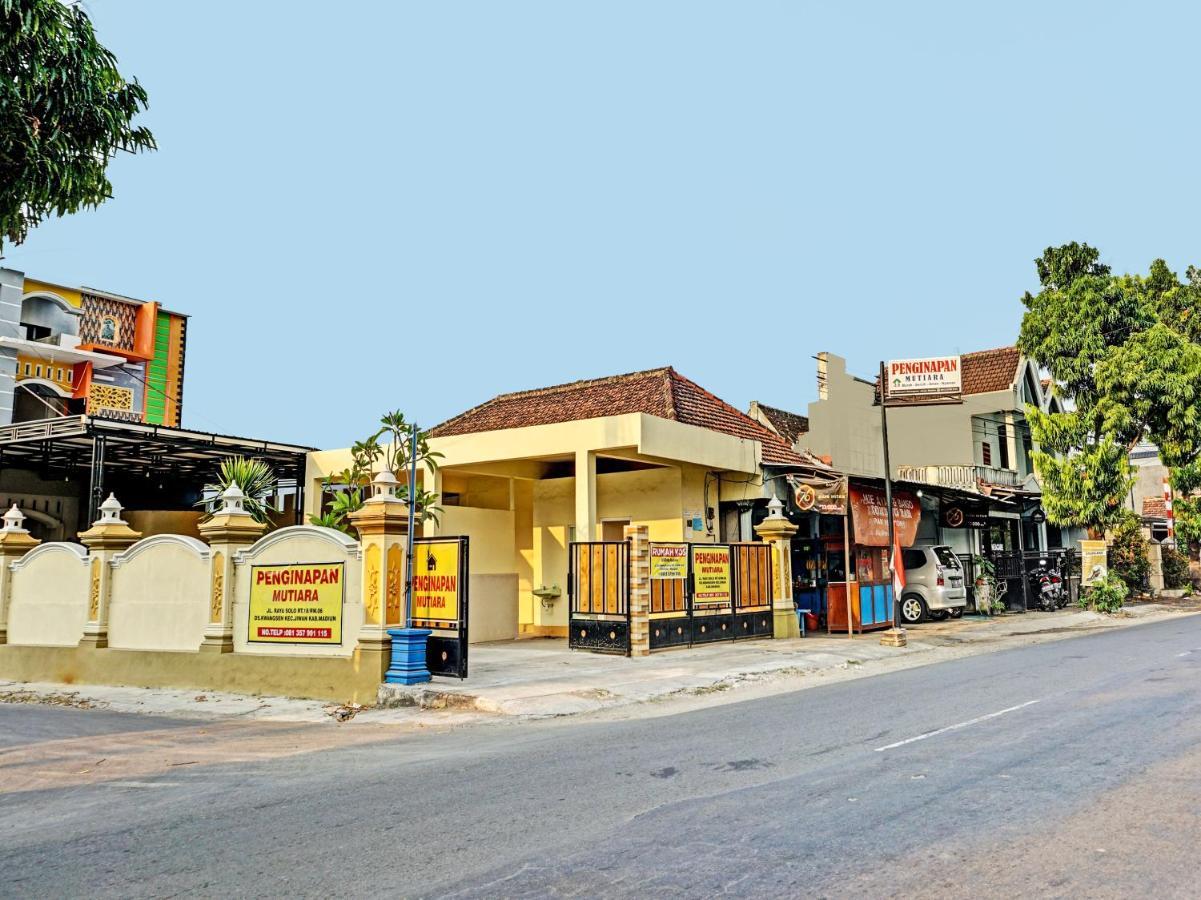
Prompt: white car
<box><xmin>899</xmin><ymin>545</ymin><xmax>968</xmax><ymax>623</ymax></box>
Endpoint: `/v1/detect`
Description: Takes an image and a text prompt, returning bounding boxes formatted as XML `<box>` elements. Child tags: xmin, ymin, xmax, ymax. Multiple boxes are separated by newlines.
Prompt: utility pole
<box><xmin>404</xmin><ymin>421</ymin><xmax>418</xmax><ymax>629</ymax></box>
<box><xmin>879</xmin><ymin>361</ymin><xmax>905</xmax><ymax>646</ymax></box>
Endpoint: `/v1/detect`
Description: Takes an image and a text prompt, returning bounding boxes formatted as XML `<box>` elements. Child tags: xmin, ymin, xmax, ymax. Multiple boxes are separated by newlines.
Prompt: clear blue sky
<box><xmin>5</xmin><ymin>1</ymin><xmax>1198</xmax><ymax>448</ymax></box>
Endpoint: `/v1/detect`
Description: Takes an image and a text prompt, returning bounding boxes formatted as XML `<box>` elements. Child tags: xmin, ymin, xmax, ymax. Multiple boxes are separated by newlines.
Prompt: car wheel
<box><xmin>949</xmin><ymin>607</ymin><xmax>964</xmax><ymax>619</ymax></box>
<box><xmin>929</xmin><ymin>609</ymin><xmax>950</xmax><ymax>621</ymax></box>
<box><xmin>900</xmin><ymin>594</ymin><xmax>927</xmax><ymax>624</ymax></box>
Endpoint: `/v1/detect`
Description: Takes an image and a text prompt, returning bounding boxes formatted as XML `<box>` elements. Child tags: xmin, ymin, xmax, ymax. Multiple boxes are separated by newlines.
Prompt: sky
<box><xmin>6</xmin><ymin>1</ymin><xmax>1200</xmax><ymax>448</ymax></box>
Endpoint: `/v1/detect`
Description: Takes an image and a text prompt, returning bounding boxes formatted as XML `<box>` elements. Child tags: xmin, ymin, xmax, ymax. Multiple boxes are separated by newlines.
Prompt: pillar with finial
<box><xmin>198</xmin><ymin>483</ymin><xmax>266</xmax><ymax>653</ymax></box>
<box><xmin>346</xmin><ymin>471</ymin><xmax>430</xmax><ymax>685</ymax></box>
<box><xmin>754</xmin><ymin>494</ymin><xmax>801</xmax><ymax>639</ymax></box>
<box><xmin>77</xmin><ymin>494</ymin><xmax>142</xmax><ymax>648</ymax></box>
<box><xmin>0</xmin><ymin>505</ymin><xmax>40</xmax><ymax>645</ymax></box>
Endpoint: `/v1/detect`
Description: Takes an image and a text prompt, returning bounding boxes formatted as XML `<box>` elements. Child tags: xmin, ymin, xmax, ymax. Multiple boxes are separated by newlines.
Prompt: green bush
<box><xmin>1079</xmin><ymin>573</ymin><xmax>1129</xmax><ymax>613</ymax></box>
<box><xmin>1161</xmin><ymin>544</ymin><xmax>1192</xmax><ymax>590</ymax></box>
<box><xmin>1108</xmin><ymin>518</ymin><xmax>1151</xmax><ymax>592</ymax></box>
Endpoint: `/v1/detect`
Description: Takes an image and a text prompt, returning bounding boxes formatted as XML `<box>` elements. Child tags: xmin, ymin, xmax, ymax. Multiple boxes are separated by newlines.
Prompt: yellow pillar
<box><xmin>77</xmin><ymin>494</ymin><xmax>142</xmax><ymax>649</ymax></box>
<box><xmin>198</xmin><ymin>484</ymin><xmax>266</xmax><ymax>653</ymax></box>
<box><xmin>0</xmin><ymin>505</ymin><xmax>40</xmax><ymax>644</ymax></box>
<box><xmin>347</xmin><ymin>472</ymin><xmax>410</xmax><ymax>678</ymax></box>
<box><xmin>754</xmin><ymin>496</ymin><xmax>800</xmax><ymax>639</ymax></box>
<box><xmin>575</xmin><ymin>449</ymin><xmax>596</xmax><ymax>543</ymax></box>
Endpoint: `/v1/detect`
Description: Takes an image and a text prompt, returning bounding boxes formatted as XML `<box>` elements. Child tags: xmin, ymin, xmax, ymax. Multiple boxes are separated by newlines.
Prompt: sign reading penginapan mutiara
<box><xmin>248</xmin><ymin>563</ymin><xmax>344</xmax><ymax>644</ymax></box>
<box><xmin>886</xmin><ymin>356</ymin><xmax>962</xmax><ymax>400</ymax></box>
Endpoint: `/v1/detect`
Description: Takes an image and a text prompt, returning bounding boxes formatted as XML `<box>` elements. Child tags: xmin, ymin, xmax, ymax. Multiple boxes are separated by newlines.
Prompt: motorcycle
<box><xmin>1027</xmin><ymin>564</ymin><xmax>1065</xmax><ymax>611</ymax></box>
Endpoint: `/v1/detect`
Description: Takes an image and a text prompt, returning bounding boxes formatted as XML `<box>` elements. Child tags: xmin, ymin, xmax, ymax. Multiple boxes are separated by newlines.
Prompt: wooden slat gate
<box><xmin>648</xmin><ymin>541</ymin><xmax>775</xmax><ymax>651</ymax></box>
<box><xmin>731</xmin><ymin>542</ymin><xmax>774</xmax><ymax>639</ymax></box>
<box><xmin>567</xmin><ymin>541</ymin><xmax>630</xmax><ymax>655</ymax></box>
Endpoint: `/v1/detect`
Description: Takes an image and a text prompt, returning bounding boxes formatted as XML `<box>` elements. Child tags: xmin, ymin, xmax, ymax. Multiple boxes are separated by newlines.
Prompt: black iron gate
<box><xmin>982</xmin><ymin>548</ymin><xmax>1080</xmax><ymax>613</ymax></box>
<box><xmin>568</xmin><ymin>541</ymin><xmax>631</xmax><ymax>655</ymax></box>
<box><xmin>648</xmin><ymin>542</ymin><xmax>775</xmax><ymax>650</ymax></box>
<box><xmin>411</xmin><ymin>536</ymin><xmax>469</xmax><ymax>678</ymax></box>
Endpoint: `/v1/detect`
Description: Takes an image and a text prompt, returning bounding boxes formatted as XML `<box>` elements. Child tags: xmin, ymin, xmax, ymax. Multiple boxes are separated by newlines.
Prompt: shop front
<box><xmin>824</xmin><ymin>481</ymin><xmax>920</xmax><ymax>634</ymax></box>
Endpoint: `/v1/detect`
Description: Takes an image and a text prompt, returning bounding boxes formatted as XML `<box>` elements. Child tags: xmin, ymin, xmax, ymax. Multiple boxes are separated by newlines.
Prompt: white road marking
<box><xmin>874</xmin><ymin>700</ymin><xmax>1041</xmax><ymax>752</ymax></box>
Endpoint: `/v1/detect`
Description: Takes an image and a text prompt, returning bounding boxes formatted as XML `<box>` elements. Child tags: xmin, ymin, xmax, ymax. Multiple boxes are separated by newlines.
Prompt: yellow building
<box><xmin>308</xmin><ymin>367</ymin><xmax>819</xmax><ymax>642</ymax></box>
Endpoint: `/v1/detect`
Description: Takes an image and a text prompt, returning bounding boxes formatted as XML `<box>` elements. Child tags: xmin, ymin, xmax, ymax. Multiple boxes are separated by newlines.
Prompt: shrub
<box><xmin>1161</xmin><ymin>544</ymin><xmax>1192</xmax><ymax>590</ymax></box>
<box><xmin>1108</xmin><ymin>518</ymin><xmax>1150</xmax><ymax>592</ymax></box>
<box><xmin>1079</xmin><ymin>573</ymin><xmax>1128</xmax><ymax>613</ymax></box>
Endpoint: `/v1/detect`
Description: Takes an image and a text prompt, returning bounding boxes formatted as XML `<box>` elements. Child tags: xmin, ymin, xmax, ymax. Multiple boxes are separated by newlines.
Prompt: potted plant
<box><xmin>972</xmin><ymin>554</ymin><xmax>1003</xmax><ymax>616</ymax></box>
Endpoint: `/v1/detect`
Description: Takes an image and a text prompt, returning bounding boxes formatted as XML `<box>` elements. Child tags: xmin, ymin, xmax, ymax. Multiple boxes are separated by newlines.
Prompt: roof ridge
<box><xmin>962</xmin><ymin>345</ymin><xmax>1018</xmax><ymax>358</ymax></box>
<box><xmin>669</xmin><ymin>369</ymin><xmax>771</xmax><ymax>432</ymax></box>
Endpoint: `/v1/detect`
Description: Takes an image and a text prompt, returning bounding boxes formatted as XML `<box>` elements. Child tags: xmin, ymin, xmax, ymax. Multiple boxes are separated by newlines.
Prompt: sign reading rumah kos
<box><xmin>248</xmin><ymin>563</ymin><xmax>344</xmax><ymax>644</ymax></box>
<box><xmin>885</xmin><ymin>356</ymin><xmax>962</xmax><ymax>401</ymax></box>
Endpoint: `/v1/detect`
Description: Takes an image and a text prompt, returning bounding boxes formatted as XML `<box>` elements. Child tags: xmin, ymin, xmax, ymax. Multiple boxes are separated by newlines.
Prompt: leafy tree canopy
<box><xmin>1019</xmin><ymin>244</ymin><xmax>1201</xmax><ymax>533</ymax></box>
<box><xmin>1</xmin><ymin>0</ymin><xmax>154</xmax><ymax>248</ymax></box>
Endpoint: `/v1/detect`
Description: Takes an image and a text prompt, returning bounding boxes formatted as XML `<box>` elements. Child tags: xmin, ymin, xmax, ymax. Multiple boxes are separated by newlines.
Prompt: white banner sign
<box><xmin>886</xmin><ymin>356</ymin><xmax>962</xmax><ymax>399</ymax></box>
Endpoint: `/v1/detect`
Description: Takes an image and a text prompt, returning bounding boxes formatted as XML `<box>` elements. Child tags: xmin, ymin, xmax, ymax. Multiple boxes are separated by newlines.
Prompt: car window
<box><xmin>933</xmin><ymin>547</ymin><xmax>960</xmax><ymax>569</ymax></box>
<box><xmin>902</xmin><ymin>549</ymin><xmax>926</xmax><ymax>570</ymax></box>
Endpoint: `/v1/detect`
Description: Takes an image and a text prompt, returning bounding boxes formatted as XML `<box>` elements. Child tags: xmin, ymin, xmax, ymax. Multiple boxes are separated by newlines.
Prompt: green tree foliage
<box><xmin>310</xmin><ymin>412</ymin><xmax>443</xmax><ymax>535</ymax></box>
<box><xmin>1108</xmin><ymin>517</ymin><xmax>1150</xmax><ymax>592</ymax></box>
<box><xmin>1</xmin><ymin>0</ymin><xmax>155</xmax><ymax>248</ymax></box>
<box><xmin>1019</xmin><ymin>244</ymin><xmax>1201</xmax><ymax>534</ymax></box>
<box><xmin>197</xmin><ymin>457</ymin><xmax>278</xmax><ymax>526</ymax></box>
<box><xmin>1160</xmin><ymin>544</ymin><xmax>1192</xmax><ymax>591</ymax></box>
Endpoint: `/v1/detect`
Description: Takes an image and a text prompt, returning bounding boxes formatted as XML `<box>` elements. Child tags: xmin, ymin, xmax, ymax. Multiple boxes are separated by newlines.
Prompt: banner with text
<box><xmin>849</xmin><ymin>485</ymin><xmax>921</xmax><ymax>548</ymax></box>
<box><xmin>885</xmin><ymin>356</ymin><xmax>963</xmax><ymax>401</ymax></box>
<box><xmin>248</xmin><ymin>563</ymin><xmax>344</xmax><ymax>644</ymax></box>
<box><xmin>650</xmin><ymin>543</ymin><xmax>688</xmax><ymax>580</ymax></box>
<box><xmin>690</xmin><ymin>545</ymin><xmax>733</xmax><ymax>605</ymax></box>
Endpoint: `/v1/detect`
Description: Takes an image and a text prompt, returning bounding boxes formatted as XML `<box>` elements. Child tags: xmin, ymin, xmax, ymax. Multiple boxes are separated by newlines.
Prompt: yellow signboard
<box><xmin>650</xmin><ymin>543</ymin><xmax>688</xmax><ymax>580</ymax></box>
<box><xmin>691</xmin><ymin>545</ymin><xmax>732</xmax><ymax>604</ymax></box>
<box><xmin>1080</xmin><ymin>539</ymin><xmax>1108</xmax><ymax>587</ymax></box>
<box><xmin>248</xmin><ymin>563</ymin><xmax>344</xmax><ymax>644</ymax></box>
<box><xmin>411</xmin><ymin>540</ymin><xmax>461</xmax><ymax>622</ymax></box>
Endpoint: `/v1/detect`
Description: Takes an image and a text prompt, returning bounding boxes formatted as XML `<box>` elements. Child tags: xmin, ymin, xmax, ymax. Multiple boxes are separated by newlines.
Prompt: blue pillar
<box><xmin>386</xmin><ymin>627</ymin><xmax>432</xmax><ymax>685</ymax></box>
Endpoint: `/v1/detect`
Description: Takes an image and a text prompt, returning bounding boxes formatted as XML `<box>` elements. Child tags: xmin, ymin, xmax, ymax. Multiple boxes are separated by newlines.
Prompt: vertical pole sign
<box><xmin>879</xmin><ymin>356</ymin><xmax>963</xmax><ymax>644</ymax></box>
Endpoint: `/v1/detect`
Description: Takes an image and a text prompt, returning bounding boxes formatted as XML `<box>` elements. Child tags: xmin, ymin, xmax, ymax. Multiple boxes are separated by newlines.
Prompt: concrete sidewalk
<box><xmin>378</xmin><ymin>601</ymin><xmax>1198</xmax><ymax>718</ymax></box>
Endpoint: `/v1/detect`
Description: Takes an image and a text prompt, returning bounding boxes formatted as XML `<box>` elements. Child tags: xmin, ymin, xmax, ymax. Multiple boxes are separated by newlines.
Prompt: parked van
<box><xmin>900</xmin><ymin>545</ymin><xmax>968</xmax><ymax>623</ymax></box>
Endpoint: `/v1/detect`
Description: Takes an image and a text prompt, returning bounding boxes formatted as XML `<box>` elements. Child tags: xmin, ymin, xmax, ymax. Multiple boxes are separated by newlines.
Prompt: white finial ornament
<box><xmin>98</xmin><ymin>493</ymin><xmax>125</xmax><ymax>524</ymax></box>
<box><xmin>220</xmin><ymin>482</ymin><xmax>247</xmax><ymax>514</ymax></box>
<box><xmin>371</xmin><ymin>470</ymin><xmax>400</xmax><ymax>499</ymax></box>
<box><xmin>765</xmin><ymin>495</ymin><xmax>786</xmax><ymax>520</ymax></box>
<box><xmin>2</xmin><ymin>504</ymin><xmax>27</xmax><ymax>533</ymax></box>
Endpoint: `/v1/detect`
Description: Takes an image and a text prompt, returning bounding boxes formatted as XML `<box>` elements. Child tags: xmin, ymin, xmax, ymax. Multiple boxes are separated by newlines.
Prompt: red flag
<box><xmin>890</xmin><ymin>531</ymin><xmax>906</xmax><ymax>597</ymax></box>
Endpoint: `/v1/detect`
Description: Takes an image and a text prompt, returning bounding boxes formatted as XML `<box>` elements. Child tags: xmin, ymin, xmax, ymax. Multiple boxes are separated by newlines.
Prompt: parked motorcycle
<box><xmin>1027</xmin><ymin>564</ymin><xmax>1067</xmax><ymax>611</ymax></box>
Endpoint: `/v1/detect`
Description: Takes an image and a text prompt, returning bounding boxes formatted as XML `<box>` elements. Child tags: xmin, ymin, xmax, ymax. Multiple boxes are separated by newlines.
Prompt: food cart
<box><xmin>825</xmin><ymin>482</ymin><xmax>921</xmax><ymax>634</ymax></box>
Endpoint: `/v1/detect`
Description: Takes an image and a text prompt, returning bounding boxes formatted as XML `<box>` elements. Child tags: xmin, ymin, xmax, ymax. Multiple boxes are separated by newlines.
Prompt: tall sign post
<box><xmin>878</xmin><ymin>355</ymin><xmax>963</xmax><ymax>648</ymax></box>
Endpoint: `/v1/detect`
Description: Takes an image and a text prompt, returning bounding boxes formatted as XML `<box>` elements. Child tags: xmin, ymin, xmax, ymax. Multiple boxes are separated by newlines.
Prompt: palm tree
<box><xmin>197</xmin><ymin>456</ymin><xmax>278</xmax><ymax>525</ymax></box>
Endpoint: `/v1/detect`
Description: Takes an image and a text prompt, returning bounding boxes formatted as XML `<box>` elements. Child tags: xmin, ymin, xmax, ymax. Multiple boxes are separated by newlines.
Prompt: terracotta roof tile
<box><xmin>961</xmin><ymin>346</ymin><xmax>1022</xmax><ymax>395</ymax></box>
<box><xmin>754</xmin><ymin>403</ymin><xmax>810</xmax><ymax>444</ymax></box>
<box><xmin>430</xmin><ymin>367</ymin><xmax>808</xmax><ymax>466</ymax></box>
<box><xmin>1143</xmin><ymin>497</ymin><xmax>1168</xmax><ymax>519</ymax></box>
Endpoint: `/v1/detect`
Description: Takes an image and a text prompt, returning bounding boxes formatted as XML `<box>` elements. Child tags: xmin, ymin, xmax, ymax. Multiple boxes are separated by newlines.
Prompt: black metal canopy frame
<box><xmin>0</xmin><ymin>415</ymin><xmax>313</xmax><ymax>526</ymax></box>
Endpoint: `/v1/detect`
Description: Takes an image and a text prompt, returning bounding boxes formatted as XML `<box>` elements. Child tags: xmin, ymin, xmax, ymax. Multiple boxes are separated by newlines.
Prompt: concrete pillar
<box><xmin>197</xmin><ymin>484</ymin><xmax>266</xmax><ymax>653</ymax></box>
<box><xmin>754</xmin><ymin>496</ymin><xmax>800</xmax><ymax>639</ymax></box>
<box><xmin>625</xmin><ymin>524</ymin><xmax>650</xmax><ymax>656</ymax></box>
<box><xmin>575</xmin><ymin>449</ymin><xmax>596</xmax><ymax>543</ymax></box>
<box><xmin>0</xmin><ymin>505</ymin><xmax>40</xmax><ymax>644</ymax></box>
<box><xmin>1149</xmin><ymin>541</ymin><xmax>1165</xmax><ymax>593</ymax></box>
<box><xmin>77</xmin><ymin>494</ymin><xmax>141</xmax><ymax>648</ymax></box>
<box><xmin>347</xmin><ymin>472</ymin><xmax>411</xmax><ymax>679</ymax></box>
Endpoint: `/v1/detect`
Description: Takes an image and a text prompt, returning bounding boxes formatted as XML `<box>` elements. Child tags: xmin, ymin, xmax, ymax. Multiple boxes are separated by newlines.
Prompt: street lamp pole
<box><xmin>879</xmin><ymin>361</ymin><xmax>904</xmax><ymax>645</ymax></box>
<box><xmin>404</xmin><ymin>420</ymin><xmax>418</xmax><ymax>629</ymax></box>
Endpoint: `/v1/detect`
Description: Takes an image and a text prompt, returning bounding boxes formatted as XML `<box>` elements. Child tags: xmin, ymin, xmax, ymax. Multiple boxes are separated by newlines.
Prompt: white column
<box><xmin>575</xmin><ymin>449</ymin><xmax>596</xmax><ymax>543</ymax></box>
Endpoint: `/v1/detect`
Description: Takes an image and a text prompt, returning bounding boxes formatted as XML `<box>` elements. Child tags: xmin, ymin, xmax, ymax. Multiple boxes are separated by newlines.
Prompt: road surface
<box><xmin>3</xmin><ymin>614</ymin><xmax>1201</xmax><ymax>898</ymax></box>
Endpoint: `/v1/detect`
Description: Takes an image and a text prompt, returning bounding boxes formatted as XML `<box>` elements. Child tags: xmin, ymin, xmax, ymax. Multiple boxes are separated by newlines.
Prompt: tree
<box><xmin>1018</xmin><ymin>244</ymin><xmax>1201</xmax><ymax>535</ymax></box>
<box><xmin>1</xmin><ymin>0</ymin><xmax>155</xmax><ymax>249</ymax></box>
<box><xmin>197</xmin><ymin>456</ymin><xmax>278</xmax><ymax>526</ymax></box>
<box><xmin>310</xmin><ymin>411</ymin><xmax>443</xmax><ymax>535</ymax></box>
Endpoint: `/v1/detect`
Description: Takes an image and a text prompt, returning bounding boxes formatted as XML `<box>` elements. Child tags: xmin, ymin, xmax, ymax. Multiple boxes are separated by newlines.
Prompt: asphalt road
<box><xmin>4</xmin><ymin>615</ymin><xmax>1201</xmax><ymax>899</ymax></box>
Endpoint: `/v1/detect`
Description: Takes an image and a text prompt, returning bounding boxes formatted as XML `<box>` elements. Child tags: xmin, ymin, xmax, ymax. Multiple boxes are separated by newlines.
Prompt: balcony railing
<box><xmin>0</xmin><ymin>415</ymin><xmax>88</xmax><ymax>445</ymax></box>
<box><xmin>895</xmin><ymin>464</ymin><xmax>1025</xmax><ymax>491</ymax></box>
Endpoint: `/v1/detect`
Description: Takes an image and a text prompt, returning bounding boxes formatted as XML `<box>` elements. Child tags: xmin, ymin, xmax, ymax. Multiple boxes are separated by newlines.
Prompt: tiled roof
<box><xmin>1143</xmin><ymin>497</ymin><xmax>1168</xmax><ymax>519</ymax></box>
<box><xmin>961</xmin><ymin>346</ymin><xmax>1022</xmax><ymax>395</ymax></box>
<box><xmin>430</xmin><ymin>367</ymin><xmax>808</xmax><ymax>465</ymax></box>
<box><xmin>754</xmin><ymin>403</ymin><xmax>810</xmax><ymax>444</ymax></box>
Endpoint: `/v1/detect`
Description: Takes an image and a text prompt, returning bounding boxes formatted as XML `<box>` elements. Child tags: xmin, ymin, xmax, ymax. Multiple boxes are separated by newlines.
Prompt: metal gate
<box><xmin>732</xmin><ymin>542</ymin><xmax>775</xmax><ymax>639</ymax></box>
<box><xmin>568</xmin><ymin>541</ymin><xmax>630</xmax><ymax>655</ymax></box>
<box><xmin>648</xmin><ymin>541</ymin><xmax>774</xmax><ymax>650</ymax></box>
<box><xmin>411</xmin><ymin>536</ymin><xmax>469</xmax><ymax>678</ymax></box>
